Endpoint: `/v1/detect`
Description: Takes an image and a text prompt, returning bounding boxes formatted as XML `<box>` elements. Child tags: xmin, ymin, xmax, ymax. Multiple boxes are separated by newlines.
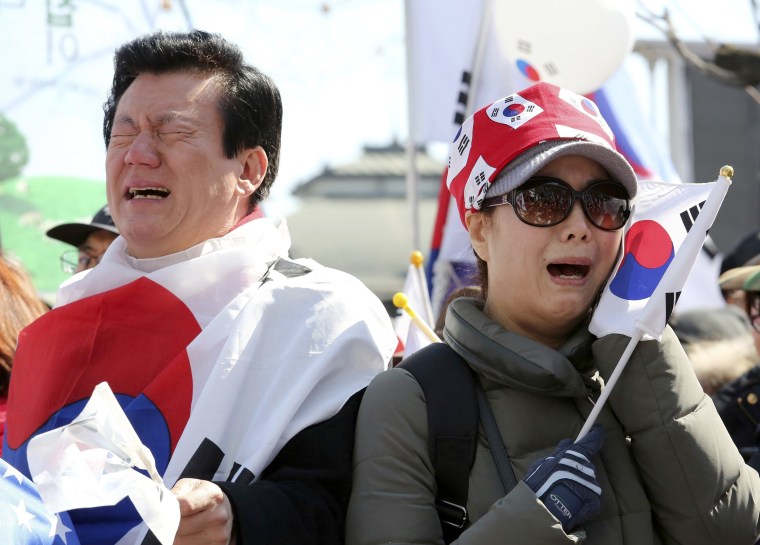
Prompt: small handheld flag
<box><xmin>411</xmin><ymin>250</ymin><xmax>436</xmax><ymax>327</ymax></box>
<box><xmin>578</xmin><ymin>167</ymin><xmax>733</xmax><ymax>441</ymax></box>
<box><xmin>393</xmin><ymin>292</ymin><xmax>442</xmax><ymax>344</ymax></box>
<box><xmin>393</xmin><ymin>251</ymin><xmax>439</xmax><ymax>358</ymax></box>
<box><xmin>27</xmin><ymin>382</ymin><xmax>180</xmax><ymax>545</ymax></box>
<box><xmin>589</xmin><ymin>175</ymin><xmax>730</xmax><ymax>339</ymax></box>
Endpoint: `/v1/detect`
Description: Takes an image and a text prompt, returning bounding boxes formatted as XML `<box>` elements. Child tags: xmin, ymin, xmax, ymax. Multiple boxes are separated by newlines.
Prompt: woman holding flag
<box><xmin>346</xmin><ymin>82</ymin><xmax>760</xmax><ymax>544</ymax></box>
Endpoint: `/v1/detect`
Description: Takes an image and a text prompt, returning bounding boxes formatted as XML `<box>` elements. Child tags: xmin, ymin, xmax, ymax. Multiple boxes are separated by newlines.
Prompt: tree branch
<box><xmin>637</xmin><ymin>5</ymin><xmax>760</xmax><ymax>105</ymax></box>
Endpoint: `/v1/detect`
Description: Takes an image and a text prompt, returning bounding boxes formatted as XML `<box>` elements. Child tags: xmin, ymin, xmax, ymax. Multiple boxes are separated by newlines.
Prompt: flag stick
<box><xmin>410</xmin><ymin>250</ymin><xmax>436</xmax><ymax>327</ymax></box>
<box><xmin>393</xmin><ymin>292</ymin><xmax>442</xmax><ymax>344</ymax></box>
<box><xmin>575</xmin><ymin>333</ymin><xmax>641</xmax><ymax>441</ymax></box>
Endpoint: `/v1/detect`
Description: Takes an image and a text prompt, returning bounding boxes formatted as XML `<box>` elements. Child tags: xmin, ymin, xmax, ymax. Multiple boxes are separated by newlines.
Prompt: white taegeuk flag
<box><xmin>589</xmin><ymin>174</ymin><xmax>731</xmax><ymax>340</ymax></box>
<box><xmin>578</xmin><ymin>171</ymin><xmax>732</xmax><ymax>440</ymax></box>
<box><xmin>393</xmin><ymin>262</ymin><xmax>437</xmax><ymax>358</ymax></box>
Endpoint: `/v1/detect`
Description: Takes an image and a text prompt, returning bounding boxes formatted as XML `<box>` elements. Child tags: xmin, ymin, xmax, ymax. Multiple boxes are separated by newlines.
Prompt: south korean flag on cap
<box><xmin>447</xmin><ymin>114</ymin><xmax>475</xmax><ymax>187</ymax></box>
<box><xmin>463</xmin><ymin>156</ymin><xmax>497</xmax><ymax>211</ymax></box>
<box><xmin>486</xmin><ymin>92</ymin><xmax>543</xmax><ymax>129</ymax></box>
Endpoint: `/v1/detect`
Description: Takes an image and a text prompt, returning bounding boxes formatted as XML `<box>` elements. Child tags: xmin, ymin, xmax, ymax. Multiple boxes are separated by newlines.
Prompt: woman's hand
<box><xmin>172</xmin><ymin>478</ymin><xmax>237</xmax><ymax>545</ymax></box>
<box><xmin>523</xmin><ymin>424</ymin><xmax>605</xmax><ymax>533</ymax></box>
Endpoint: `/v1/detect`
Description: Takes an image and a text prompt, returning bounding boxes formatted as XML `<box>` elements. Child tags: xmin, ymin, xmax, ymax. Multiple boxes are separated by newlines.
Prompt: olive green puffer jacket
<box><xmin>346</xmin><ymin>297</ymin><xmax>760</xmax><ymax>545</ymax></box>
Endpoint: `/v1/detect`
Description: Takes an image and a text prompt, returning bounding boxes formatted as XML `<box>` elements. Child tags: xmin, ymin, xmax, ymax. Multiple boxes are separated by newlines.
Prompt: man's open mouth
<box><xmin>547</xmin><ymin>263</ymin><xmax>590</xmax><ymax>279</ymax></box>
<box><xmin>128</xmin><ymin>187</ymin><xmax>171</xmax><ymax>200</ymax></box>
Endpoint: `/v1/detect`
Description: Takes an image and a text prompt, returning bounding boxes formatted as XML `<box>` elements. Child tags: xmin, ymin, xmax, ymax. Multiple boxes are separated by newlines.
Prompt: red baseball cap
<box><xmin>446</xmin><ymin>82</ymin><xmax>637</xmax><ymax>227</ymax></box>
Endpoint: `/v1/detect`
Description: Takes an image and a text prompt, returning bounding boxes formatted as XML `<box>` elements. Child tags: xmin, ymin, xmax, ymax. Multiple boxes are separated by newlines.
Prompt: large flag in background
<box><xmin>586</xmin><ymin>68</ymin><xmax>680</xmax><ymax>184</ymax></box>
<box><xmin>407</xmin><ymin>0</ymin><xmax>512</xmax><ymax>145</ymax></box>
<box><xmin>406</xmin><ymin>0</ymin><xmax>635</xmax><ymax>144</ymax></box>
<box><xmin>589</xmin><ymin>175</ymin><xmax>731</xmax><ymax>339</ymax></box>
<box><xmin>406</xmin><ymin>0</ymin><xmax>507</xmax><ymax>314</ymax></box>
<box><xmin>0</xmin><ymin>457</ymin><xmax>80</xmax><ymax>545</ymax></box>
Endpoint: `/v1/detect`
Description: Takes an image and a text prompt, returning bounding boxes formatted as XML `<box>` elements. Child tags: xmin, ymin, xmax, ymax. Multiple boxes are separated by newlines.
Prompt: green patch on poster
<box><xmin>0</xmin><ymin>175</ymin><xmax>108</xmax><ymax>301</ymax></box>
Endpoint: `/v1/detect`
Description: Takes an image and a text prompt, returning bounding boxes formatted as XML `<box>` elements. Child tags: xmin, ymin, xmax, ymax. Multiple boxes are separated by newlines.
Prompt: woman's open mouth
<box><xmin>547</xmin><ymin>263</ymin><xmax>591</xmax><ymax>280</ymax></box>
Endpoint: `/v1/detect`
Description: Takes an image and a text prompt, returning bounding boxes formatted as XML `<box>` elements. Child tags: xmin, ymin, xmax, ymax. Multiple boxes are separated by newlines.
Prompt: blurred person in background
<box><xmin>719</xmin><ymin>229</ymin><xmax>760</xmax><ymax>310</ymax></box>
<box><xmin>670</xmin><ymin>306</ymin><xmax>757</xmax><ymax>395</ymax></box>
<box><xmin>712</xmin><ymin>265</ymin><xmax>760</xmax><ymax>470</ymax></box>
<box><xmin>721</xmin><ymin>230</ymin><xmax>760</xmax><ymax>275</ymax></box>
<box><xmin>746</xmin><ymin>270</ymin><xmax>760</xmax><ymax>340</ymax></box>
<box><xmin>0</xmin><ymin>253</ymin><xmax>48</xmax><ymax>454</ymax></box>
<box><xmin>46</xmin><ymin>204</ymin><xmax>119</xmax><ymax>274</ymax></box>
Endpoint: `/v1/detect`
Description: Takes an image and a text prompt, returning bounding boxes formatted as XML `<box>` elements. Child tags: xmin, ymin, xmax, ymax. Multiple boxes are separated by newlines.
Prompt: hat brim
<box><xmin>46</xmin><ymin>222</ymin><xmax>119</xmax><ymax>248</ymax></box>
<box><xmin>489</xmin><ymin>139</ymin><xmax>638</xmax><ymax>201</ymax></box>
<box><xmin>745</xmin><ymin>267</ymin><xmax>760</xmax><ymax>291</ymax></box>
<box><xmin>718</xmin><ymin>265</ymin><xmax>760</xmax><ymax>290</ymax></box>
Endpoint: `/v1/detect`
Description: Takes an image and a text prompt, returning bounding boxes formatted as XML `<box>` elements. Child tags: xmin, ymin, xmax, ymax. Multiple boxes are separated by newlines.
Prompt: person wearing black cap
<box><xmin>46</xmin><ymin>205</ymin><xmax>119</xmax><ymax>274</ymax></box>
<box><xmin>721</xmin><ymin>230</ymin><xmax>760</xmax><ymax>275</ymax></box>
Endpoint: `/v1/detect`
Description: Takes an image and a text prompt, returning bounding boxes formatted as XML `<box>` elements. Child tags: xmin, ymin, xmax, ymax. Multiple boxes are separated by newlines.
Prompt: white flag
<box><xmin>590</xmin><ymin>176</ymin><xmax>732</xmax><ymax>339</ymax></box>
<box><xmin>393</xmin><ymin>264</ymin><xmax>436</xmax><ymax>358</ymax></box>
<box><xmin>406</xmin><ymin>0</ymin><xmax>524</xmax><ymax>144</ymax></box>
<box><xmin>578</xmin><ymin>172</ymin><xmax>732</xmax><ymax>440</ymax></box>
<box><xmin>28</xmin><ymin>382</ymin><xmax>179</xmax><ymax>545</ymax></box>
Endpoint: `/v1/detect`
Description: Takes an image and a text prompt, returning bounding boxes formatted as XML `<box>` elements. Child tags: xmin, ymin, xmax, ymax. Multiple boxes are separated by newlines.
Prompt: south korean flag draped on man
<box><xmin>3</xmin><ymin>216</ymin><xmax>397</xmax><ymax>544</ymax></box>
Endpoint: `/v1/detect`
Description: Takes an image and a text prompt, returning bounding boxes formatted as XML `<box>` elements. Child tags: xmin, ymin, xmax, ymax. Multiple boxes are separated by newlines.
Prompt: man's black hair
<box><xmin>103</xmin><ymin>30</ymin><xmax>283</xmax><ymax>208</ymax></box>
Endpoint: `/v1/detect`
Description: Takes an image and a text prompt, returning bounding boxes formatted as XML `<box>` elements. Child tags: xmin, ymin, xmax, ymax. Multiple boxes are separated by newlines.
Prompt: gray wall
<box><xmin>687</xmin><ymin>64</ymin><xmax>760</xmax><ymax>253</ymax></box>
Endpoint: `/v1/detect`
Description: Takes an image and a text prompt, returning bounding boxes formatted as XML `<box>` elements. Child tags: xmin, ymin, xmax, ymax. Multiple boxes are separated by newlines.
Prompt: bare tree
<box><xmin>638</xmin><ymin>5</ymin><xmax>760</xmax><ymax>104</ymax></box>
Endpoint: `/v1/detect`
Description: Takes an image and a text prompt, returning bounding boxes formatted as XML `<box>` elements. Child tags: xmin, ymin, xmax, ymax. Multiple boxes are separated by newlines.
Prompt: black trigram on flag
<box><xmin>453</xmin><ymin>71</ymin><xmax>471</xmax><ymax>125</ymax></box>
<box><xmin>664</xmin><ymin>291</ymin><xmax>682</xmax><ymax>322</ymax></box>
<box><xmin>457</xmin><ymin>134</ymin><xmax>471</xmax><ymax>155</ymax></box>
<box><xmin>680</xmin><ymin>201</ymin><xmax>705</xmax><ymax>232</ymax></box>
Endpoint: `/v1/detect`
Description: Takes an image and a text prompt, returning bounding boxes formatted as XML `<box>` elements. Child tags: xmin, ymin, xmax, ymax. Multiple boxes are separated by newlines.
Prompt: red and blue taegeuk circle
<box><xmin>610</xmin><ymin>220</ymin><xmax>674</xmax><ymax>300</ymax></box>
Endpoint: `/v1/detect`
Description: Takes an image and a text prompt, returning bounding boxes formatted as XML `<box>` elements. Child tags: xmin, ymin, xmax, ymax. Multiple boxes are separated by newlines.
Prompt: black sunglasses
<box><xmin>482</xmin><ymin>176</ymin><xmax>631</xmax><ymax>231</ymax></box>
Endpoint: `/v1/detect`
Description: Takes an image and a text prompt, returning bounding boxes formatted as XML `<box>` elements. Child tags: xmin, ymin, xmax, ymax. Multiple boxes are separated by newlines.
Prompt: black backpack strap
<box><xmin>399</xmin><ymin>343</ymin><xmax>478</xmax><ymax>543</ymax></box>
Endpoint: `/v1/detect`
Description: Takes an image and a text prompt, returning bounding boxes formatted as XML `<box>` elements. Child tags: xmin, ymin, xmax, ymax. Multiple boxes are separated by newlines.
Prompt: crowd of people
<box><xmin>2</xmin><ymin>29</ymin><xmax>760</xmax><ymax>545</ymax></box>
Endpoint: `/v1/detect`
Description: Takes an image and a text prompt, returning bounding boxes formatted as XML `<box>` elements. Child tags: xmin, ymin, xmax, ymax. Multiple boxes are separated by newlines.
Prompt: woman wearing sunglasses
<box><xmin>346</xmin><ymin>82</ymin><xmax>760</xmax><ymax>544</ymax></box>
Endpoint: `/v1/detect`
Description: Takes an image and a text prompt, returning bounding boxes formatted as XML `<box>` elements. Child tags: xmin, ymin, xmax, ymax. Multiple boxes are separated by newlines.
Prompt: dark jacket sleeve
<box><xmin>216</xmin><ymin>389</ymin><xmax>365</xmax><ymax>545</ymax></box>
<box><xmin>593</xmin><ymin>327</ymin><xmax>760</xmax><ymax>544</ymax></box>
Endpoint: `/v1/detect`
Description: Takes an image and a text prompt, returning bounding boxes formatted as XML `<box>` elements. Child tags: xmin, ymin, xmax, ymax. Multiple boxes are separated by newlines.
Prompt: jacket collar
<box><xmin>443</xmin><ymin>297</ymin><xmax>599</xmax><ymax>398</ymax></box>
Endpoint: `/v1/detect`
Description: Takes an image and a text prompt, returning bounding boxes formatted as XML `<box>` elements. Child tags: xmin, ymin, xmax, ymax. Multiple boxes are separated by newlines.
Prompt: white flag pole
<box><xmin>393</xmin><ymin>292</ymin><xmax>442</xmax><ymax>344</ymax></box>
<box><xmin>576</xmin><ymin>333</ymin><xmax>641</xmax><ymax>441</ymax></box>
<box><xmin>403</xmin><ymin>0</ymin><xmax>421</xmax><ymax>252</ymax></box>
<box><xmin>576</xmin><ymin>167</ymin><xmax>734</xmax><ymax>442</ymax></box>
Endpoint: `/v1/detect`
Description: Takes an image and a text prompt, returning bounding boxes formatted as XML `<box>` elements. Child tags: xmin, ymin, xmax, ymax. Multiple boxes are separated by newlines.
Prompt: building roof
<box><xmin>286</xmin><ymin>140</ymin><xmax>447</xmax><ymax>311</ymax></box>
<box><xmin>292</xmin><ymin>141</ymin><xmax>445</xmax><ymax>199</ymax></box>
